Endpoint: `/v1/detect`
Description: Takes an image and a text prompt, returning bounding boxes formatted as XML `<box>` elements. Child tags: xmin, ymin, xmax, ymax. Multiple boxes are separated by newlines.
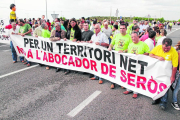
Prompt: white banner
<box><xmin>0</xmin><ymin>18</ymin><xmax>10</xmax><ymax>44</ymax></box>
<box><xmin>11</xmin><ymin>35</ymin><xmax>172</xmax><ymax>100</ymax></box>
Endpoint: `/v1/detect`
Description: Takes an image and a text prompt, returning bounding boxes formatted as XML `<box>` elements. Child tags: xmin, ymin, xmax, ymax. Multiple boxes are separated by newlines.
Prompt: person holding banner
<box><xmin>63</xmin><ymin>18</ymin><xmax>81</xmax><ymax>75</ymax></box>
<box><xmin>89</xmin><ymin>24</ymin><xmax>109</xmax><ymax>84</ymax></box>
<box><xmin>65</xmin><ymin>18</ymin><xmax>81</xmax><ymax>42</ymax></box>
<box><xmin>150</xmin><ymin>38</ymin><xmax>178</xmax><ymax>110</ymax></box>
<box><xmin>41</xmin><ymin>23</ymin><xmax>51</xmax><ymax>70</ymax></box>
<box><xmin>3</xmin><ymin>22</ymin><xmax>22</xmax><ymax>63</ymax></box>
<box><xmin>108</xmin><ymin>23</ymin><xmax>132</xmax><ymax>89</ymax></box>
<box><xmin>171</xmin><ymin>41</ymin><xmax>180</xmax><ymax>110</ymax></box>
<box><xmin>123</xmin><ymin>31</ymin><xmax>150</xmax><ymax>98</ymax></box>
<box><xmin>50</xmin><ymin>22</ymin><xmax>67</xmax><ymax>72</ymax></box>
<box><xmin>18</xmin><ymin>19</ymin><xmax>32</xmax><ymax>67</ymax></box>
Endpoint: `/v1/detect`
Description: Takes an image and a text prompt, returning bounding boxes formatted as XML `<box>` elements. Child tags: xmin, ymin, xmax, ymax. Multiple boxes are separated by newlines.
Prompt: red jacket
<box><xmin>46</xmin><ymin>22</ymin><xmax>51</xmax><ymax>31</ymax></box>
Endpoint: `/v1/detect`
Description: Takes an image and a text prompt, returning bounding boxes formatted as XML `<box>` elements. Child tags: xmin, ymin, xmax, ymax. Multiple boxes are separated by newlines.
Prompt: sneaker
<box><xmin>46</xmin><ymin>67</ymin><xmax>50</xmax><ymax>70</ymax></box>
<box><xmin>91</xmin><ymin>77</ymin><xmax>97</xmax><ymax>80</ymax></box>
<box><xmin>171</xmin><ymin>102</ymin><xmax>180</xmax><ymax>110</ymax></box>
<box><xmin>27</xmin><ymin>63</ymin><xmax>31</xmax><ymax>67</ymax></box>
<box><xmin>110</xmin><ymin>84</ymin><xmax>115</xmax><ymax>89</ymax></box>
<box><xmin>132</xmin><ymin>94</ymin><xmax>138</xmax><ymax>99</ymax></box>
<box><xmin>159</xmin><ymin>102</ymin><xmax>166</xmax><ymax>110</ymax></box>
<box><xmin>99</xmin><ymin>80</ymin><xmax>103</xmax><ymax>84</ymax></box>
<box><xmin>123</xmin><ymin>91</ymin><xmax>131</xmax><ymax>95</ymax></box>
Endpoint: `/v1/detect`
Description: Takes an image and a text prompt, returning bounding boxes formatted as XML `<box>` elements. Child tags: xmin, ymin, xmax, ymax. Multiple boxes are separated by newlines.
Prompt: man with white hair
<box><xmin>3</xmin><ymin>22</ymin><xmax>22</xmax><ymax>63</ymax></box>
<box><xmin>102</xmin><ymin>22</ymin><xmax>112</xmax><ymax>44</ymax></box>
<box><xmin>50</xmin><ymin>22</ymin><xmax>67</xmax><ymax>72</ymax></box>
<box><xmin>89</xmin><ymin>24</ymin><xmax>109</xmax><ymax>84</ymax></box>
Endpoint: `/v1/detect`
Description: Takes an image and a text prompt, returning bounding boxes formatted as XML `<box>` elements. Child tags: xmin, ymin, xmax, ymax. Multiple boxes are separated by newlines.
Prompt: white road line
<box><xmin>0</xmin><ymin>45</ymin><xmax>8</xmax><ymax>47</ymax></box>
<box><xmin>0</xmin><ymin>65</ymin><xmax>38</xmax><ymax>79</ymax></box>
<box><xmin>67</xmin><ymin>90</ymin><xmax>102</xmax><ymax>117</ymax></box>
<box><xmin>167</xmin><ymin>28</ymin><xmax>180</xmax><ymax>36</ymax></box>
<box><xmin>2</xmin><ymin>49</ymin><xmax>10</xmax><ymax>52</ymax></box>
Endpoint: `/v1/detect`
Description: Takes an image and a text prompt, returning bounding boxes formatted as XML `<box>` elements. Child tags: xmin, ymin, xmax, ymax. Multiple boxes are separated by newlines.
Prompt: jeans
<box><xmin>108</xmin><ymin>37</ymin><xmax>111</xmax><ymax>44</ymax></box>
<box><xmin>94</xmin><ymin>75</ymin><xmax>102</xmax><ymax>80</ymax></box>
<box><xmin>161</xmin><ymin>90</ymin><xmax>169</xmax><ymax>103</ymax></box>
<box><xmin>172</xmin><ymin>77</ymin><xmax>180</xmax><ymax>102</ymax></box>
<box><xmin>10</xmin><ymin>41</ymin><xmax>24</xmax><ymax>61</ymax></box>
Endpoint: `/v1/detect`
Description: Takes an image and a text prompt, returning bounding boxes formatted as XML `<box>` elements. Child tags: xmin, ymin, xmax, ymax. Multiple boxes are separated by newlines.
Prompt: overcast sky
<box><xmin>0</xmin><ymin>0</ymin><xmax>180</xmax><ymax>22</ymax></box>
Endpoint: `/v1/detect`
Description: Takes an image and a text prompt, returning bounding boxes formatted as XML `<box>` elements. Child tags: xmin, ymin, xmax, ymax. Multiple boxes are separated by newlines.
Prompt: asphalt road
<box><xmin>0</xmin><ymin>26</ymin><xmax>180</xmax><ymax>120</ymax></box>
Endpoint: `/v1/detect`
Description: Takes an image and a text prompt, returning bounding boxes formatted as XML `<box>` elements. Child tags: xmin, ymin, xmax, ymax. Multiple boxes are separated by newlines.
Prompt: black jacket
<box><xmin>66</xmin><ymin>25</ymin><xmax>81</xmax><ymax>41</ymax></box>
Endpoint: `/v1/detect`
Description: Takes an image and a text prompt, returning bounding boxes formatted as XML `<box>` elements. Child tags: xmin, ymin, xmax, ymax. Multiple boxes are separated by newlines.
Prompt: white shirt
<box><xmin>8</xmin><ymin>27</ymin><xmax>19</xmax><ymax>41</ymax></box>
<box><xmin>143</xmin><ymin>25</ymin><xmax>149</xmax><ymax>30</ymax></box>
<box><xmin>156</xmin><ymin>36</ymin><xmax>166</xmax><ymax>46</ymax></box>
<box><xmin>90</xmin><ymin>25</ymin><xmax>95</xmax><ymax>31</ymax></box>
<box><xmin>102</xmin><ymin>27</ymin><xmax>112</xmax><ymax>38</ymax></box>
<box><xmin>91</xmin><ymin>31</ymin><xmax>109</xmax><ymax>47</ymax></box>
<box><xmin>114</xmin><ymin>29</ymin><xmax>120</xmax><ymax>35</ymax></box>
<box><xmin>139</xmin><ymin>24</ymin><xmax>145</xmax><ymax>32</ymax></box>
<box><xmin>144</xmin><ymin>38</ymin><xmax>154</xmax><ymax>51</ymax></box>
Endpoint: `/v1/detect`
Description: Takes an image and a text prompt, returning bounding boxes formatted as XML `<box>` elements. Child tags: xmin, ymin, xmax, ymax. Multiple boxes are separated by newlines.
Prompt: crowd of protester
<box><xmin>4</xmin><ymin>15</ymin><xmax>180</xmax><ymax>111</ymax></box>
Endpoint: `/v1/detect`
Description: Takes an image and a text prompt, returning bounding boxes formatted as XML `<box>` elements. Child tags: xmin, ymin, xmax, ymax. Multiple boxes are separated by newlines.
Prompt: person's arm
<box><xmin>171</xmin><ymin>67</ymin><xmax>177</xmax><ymax>83</ymax></box>
<box><xmin>149</xmin><ymin>53</ymin><xmax>165</xmax><ymax>61</ymax></box>
<box><xmin>74</xmin><ymin>29</ymin><xmax>81</xmax><ymax>41</ymax></box>
<box><xmin>108</xmin><ymin>44</ymin><xmax>114</xmax><ymax>51</ymax></box>
<box><xmin>22</xmin><ymin>24</ymin><xmax>32</xmax><ymax>36</ymax></box>
<box><xmin>101</xmin><ymin>43</ymin><xmax>109</xmax><ymax>47</ymax></box>
<box><xmin>143</xmin><ymin>53</ymin><xmax>149</xmax><ymax>55</ymax></box>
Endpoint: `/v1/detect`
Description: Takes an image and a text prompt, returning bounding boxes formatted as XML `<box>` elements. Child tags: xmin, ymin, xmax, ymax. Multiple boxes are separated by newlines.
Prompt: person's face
<box><xmin>83</xmin><ymin>23</ymin><xmax>89</xmax><ymax>30</ymax></box>
<box><xmin>60</xmin><ymin>21</ymin><xmax>64</xmax><ymax>24</ymax></box>
<box><xmin>55</xmin><ymin>24</ymin><xmax>60</xmax><ymax>30</ymax></box>
<box><xmin>18</xmin><ymin>21</ymin><xmax>23</xmax><ymax>26</ymax></box>
<box><xmin>145</xmin><ymin>21</ymin><xmax>147</xmax><ymax>25</ymax></box>
<box><xmin>44</xmin><ymin>24</ymin><xmax>48</xmax><ymax>29</ymax></box>
<box><xmin>42</xmin><ymin>15</ymin><xmax>45</xmax><ymax>19</ymax></box>
<box><xmin>133</xmin><ymin>20</ymin><xmax>136</xmax><ymax>24</ymax></box>
<box><xmin>71</xmin><ymin>21</ymin><xmax>76</xmax><ymax>28</ymax></box>
<box><xmin>131</xmin><ymin>33</ymin><xmax>139</xmax><ymax>44</ymax></box>
<box><xmin>120</xmin><ymin>25</ymin><xmax>126</xmax><ymax>34</ymax></box>
<box><xmin>12</xmin><ymin>6</ymin><xmax>16</xmax><ymax>11</ymax></box>
<box><xmin>104</xmin><ymin>24</ymin><xmax>108</xmax><ymax>29</ymax></box>
<box><xmin>79</xmin><ymin>23</ymin><xmax>83</xmax><ymax>29</ymax></box>
<box><xmin>115</xmin><ymin>22</ymin><xmax>118</xmax><ymax>25</ymax></box>
<box><xmin>81</xmin><ymin>19</ymin><xmax>85</xmax><ymax>22</ymax></box>
<box><xmin>162</xmin><ymin>44</ymin><xmax>171</xmax><ymax>52</ymax></box>
<box><xmin>135</xmin><ymin>28</ymin><xmax>139</xmax><ymax>32</ymax></box>
<box><xmin>55</xmin><ymin>19</ymin><xmax>58</xmax><ymax>23</ymax></box>
<box><xmin>12</xmin><ymin>23</ymin><xmax>16</xmax><ymax>29</ymax></box>
<box><xmin>94</xmin><ymin>24</ymin><xmax>101</xmax><ymax>34</ymax></box>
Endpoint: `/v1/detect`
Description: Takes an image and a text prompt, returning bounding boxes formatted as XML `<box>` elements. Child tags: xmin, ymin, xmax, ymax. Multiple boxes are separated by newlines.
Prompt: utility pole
<box><xmin>110</xmin><ymin>7</ymin><xmax>112</xmax><ymax>21</ymax></box>
<box><xmin>46</xmin><ymin>0</ymin><xmax>47</xmax><ymax>19</ymax></box>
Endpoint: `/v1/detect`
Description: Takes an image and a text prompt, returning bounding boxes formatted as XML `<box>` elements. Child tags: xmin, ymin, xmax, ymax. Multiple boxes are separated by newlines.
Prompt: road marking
<box><xmin>167</xmin><ymin>28</ymin><xmax>180</xmax><ymax>36</ymax></box>
<box><xmin>67</xmin><ymin>90</ymin><xmax>102</xmax><ymax>117</ymax></box>
<box><xmin>2</xmin><ymin>49</ymin><xmax>10</xmax><ymax>52</ymax></box>
<box><xmin>0</xmin><ymin>44</ymin><xmax>8</xmax><ymax>47</ymax></box>
<box><xmin>0</xmin><ymin>65</ymin><xmax>38</xmax><ymax>79</ymax></box>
